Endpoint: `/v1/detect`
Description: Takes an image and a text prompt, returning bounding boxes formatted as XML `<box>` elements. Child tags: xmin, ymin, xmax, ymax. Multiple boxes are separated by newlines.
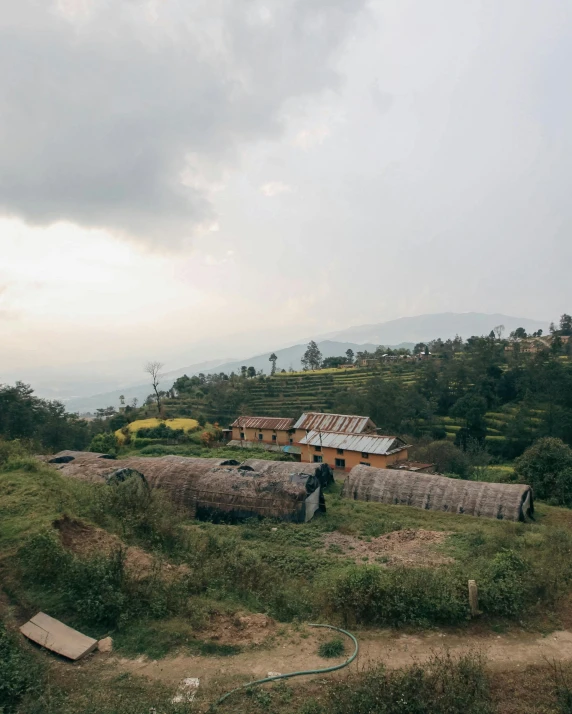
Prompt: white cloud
<box><xmin>293</xmin><ymin>125</ymin><xmax>332</xmax><ymax>149</ymax></box>
<box><xmin>259</xmin><ymin>182</ymin><xmax>293</xmax><ymax>197</ymax></box>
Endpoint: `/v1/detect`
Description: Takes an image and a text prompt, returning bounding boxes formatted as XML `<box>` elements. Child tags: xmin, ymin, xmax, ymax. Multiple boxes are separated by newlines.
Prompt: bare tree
<box><xmin>145</xmin><ymin>361</ymin><xmax>164</xmax><ymax>416</ymax></box>
<box><xmin>494</xmin><ymin>324</ymin><xmax>505</xmax><ymax>341</ymax></box>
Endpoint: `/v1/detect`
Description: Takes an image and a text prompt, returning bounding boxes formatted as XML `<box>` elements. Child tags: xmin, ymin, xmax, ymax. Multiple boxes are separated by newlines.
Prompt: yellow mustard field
<box><xmin>115</xmin><ymin>417</ymin><xmax>198</xmax><ymax>443</ymax></box>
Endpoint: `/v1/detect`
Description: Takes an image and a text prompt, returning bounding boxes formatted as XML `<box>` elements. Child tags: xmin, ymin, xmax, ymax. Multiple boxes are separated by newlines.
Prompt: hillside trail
<box><xmin>111</xmin><ymin>624</ymin><xmax>572</xmax><ymax>689</ymax></box>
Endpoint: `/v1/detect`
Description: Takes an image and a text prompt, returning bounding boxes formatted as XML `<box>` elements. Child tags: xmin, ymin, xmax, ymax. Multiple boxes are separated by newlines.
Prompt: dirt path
<box><xmin>111</xmin><ymin>626</ymin><xmax>572</xmax><ymax>689</ymax></box>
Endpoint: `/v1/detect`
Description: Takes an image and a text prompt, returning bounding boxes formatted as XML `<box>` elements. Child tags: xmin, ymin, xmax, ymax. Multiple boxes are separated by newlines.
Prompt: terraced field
<box><xmin>159</xmin><ymin>363</ymin><xmax>546</xmax><ymax>449</ymax></box>
<box><xmin>163</xmin><ymin>365</ymin><xmax>422</xmax><ymax>423</ymax></box>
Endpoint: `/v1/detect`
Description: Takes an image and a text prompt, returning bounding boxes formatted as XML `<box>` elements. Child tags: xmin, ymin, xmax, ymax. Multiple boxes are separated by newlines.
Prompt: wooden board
<box><xmin>20</xmin><ymin>612</ymin><xmax>97</xmax><ymax>661</ymax></box>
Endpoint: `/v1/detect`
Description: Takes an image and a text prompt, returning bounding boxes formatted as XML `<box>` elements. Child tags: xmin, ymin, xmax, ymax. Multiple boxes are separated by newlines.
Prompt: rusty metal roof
<box><xmin>230</xmin><ymin>416</ymin><xmax>294</xmax><ymax>430</ymax></box>
<box><xmin>298</xmin><ymin>430</ymin><xmax>409</xmax><ymax>456</ymax></box>
<box><xmin>293</xmin><ymin>412</ymin><xmax>376</xmax><ymax>434</ymax></box>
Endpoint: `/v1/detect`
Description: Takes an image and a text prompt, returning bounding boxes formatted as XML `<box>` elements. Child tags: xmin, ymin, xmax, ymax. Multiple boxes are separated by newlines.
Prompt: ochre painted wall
<box><xmin>231</xmin><ymin>426</ymin><xmax>292</xmax><ymax>445</ymax></box>
<box><xmin>300</xmin><ymin>444</ymin><xmax>409</xmax><ymax>471</ymax></box>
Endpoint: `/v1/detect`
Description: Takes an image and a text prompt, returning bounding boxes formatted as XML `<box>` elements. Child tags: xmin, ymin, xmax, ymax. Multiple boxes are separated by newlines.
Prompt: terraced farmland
<box><xmin>162</xmin><ymin>363</ymin><xmax>424</xmax><ymax>424</ymax></box>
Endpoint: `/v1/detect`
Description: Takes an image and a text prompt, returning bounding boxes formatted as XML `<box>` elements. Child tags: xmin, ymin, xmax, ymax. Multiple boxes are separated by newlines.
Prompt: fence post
<box><xmin>468</xmin><ymin>579</ymin><xmax>479</xmax><ymax>617</ymax></box>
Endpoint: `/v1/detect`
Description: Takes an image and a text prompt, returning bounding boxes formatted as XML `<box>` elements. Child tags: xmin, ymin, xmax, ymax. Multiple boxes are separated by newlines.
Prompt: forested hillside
<box><xmin>150</xmin><ymin>327</ymin><xmax>572</xmax><ymax>461</ymax></box>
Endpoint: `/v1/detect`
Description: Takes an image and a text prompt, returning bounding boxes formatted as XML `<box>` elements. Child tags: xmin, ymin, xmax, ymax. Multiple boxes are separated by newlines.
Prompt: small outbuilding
<box><xmin>342</xmin><ymin>465</ymin><xmax>534</xmax><ymax>522</ymax></box>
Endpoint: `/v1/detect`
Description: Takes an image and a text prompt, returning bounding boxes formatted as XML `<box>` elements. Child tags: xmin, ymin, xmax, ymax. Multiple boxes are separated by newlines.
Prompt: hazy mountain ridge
<box><xmin>320</xmin><ymin>312</ymin><xmax>548</xmax><ymax>345</ymax></box>
<box><xmin>64</xmin><ymin>341</ymin><xmax>381</xmax><ymax>413</ymax></box>
<box><xmin>62</xmin><ymin>312</ymin><xmax>549</xmax><ymax>413</ymax></box>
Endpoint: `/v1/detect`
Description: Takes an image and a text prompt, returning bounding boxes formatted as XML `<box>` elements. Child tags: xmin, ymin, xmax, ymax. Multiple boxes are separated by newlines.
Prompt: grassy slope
<box><xmin>3</xmin><ymin>460</ymin><xmax>572</xmax><ymax>712</ymax></box>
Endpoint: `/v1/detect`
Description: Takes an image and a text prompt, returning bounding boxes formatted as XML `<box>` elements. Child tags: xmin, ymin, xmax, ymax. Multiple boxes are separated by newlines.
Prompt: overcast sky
<box><xmin>1</xmin><ymin>0</ymin><xmax>572</xmax><ymax>392</ymax></box>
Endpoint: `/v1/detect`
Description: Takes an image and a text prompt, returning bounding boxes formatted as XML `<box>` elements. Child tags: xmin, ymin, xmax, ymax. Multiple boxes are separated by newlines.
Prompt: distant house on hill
<box><xmin>230</xmin><ymin>416</ymin><xmax>295</xmax><ymax>446</ymax></box>
<box><xmin>298</xmin><ymin>431</ymin><xmax>409</xmax><ymax>471</ymax></box>
<box><xmin>505</xmin><ymin>335</ymin><xmax>570</xmax><ymax>355</ymax></box>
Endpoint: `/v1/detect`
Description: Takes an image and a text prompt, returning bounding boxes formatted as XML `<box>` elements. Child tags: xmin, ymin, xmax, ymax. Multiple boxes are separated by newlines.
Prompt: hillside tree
<box><xmin>302</xmin><ymin>341</ymin><xmax>322</xmax><ymax>370</ymax></box>
<box><xmin>515</xmin><ymin>437</ymin><xmax>572</xmax><ymax>505</ymax></box>
<box><xmin>144</xmin><ymin>361</ymin><xmax>164</xmax><ymax>416</ymax></box>
<box><xmin>269</xmin><ymin>352</ymin><xmax>278</xmax><ymax>375</ymax></box>
<box><xmin>511</xmin><ymin>327</ymin><xmax>528</xmax><ymax>339</ymax></box>
<box><xmin>345</xmin><ymin>349</ymin><xmax>354</xmax><ymax>364</ymax></box>
<box><xmin>560</xmin><ymin>314</ymin><xmax>572</xmax><ymax>336</ymax></box>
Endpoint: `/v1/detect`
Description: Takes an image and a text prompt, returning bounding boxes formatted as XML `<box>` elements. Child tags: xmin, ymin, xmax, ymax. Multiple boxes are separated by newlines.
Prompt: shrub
<box><xmin>478</xmin><ymin>550</ymin><xmax>533</xmax><ymax>618</ymax></box>
<box><xmin>88</xmin><ymin>432</ymin><xmax>119</xmax><ymax>454</ymax></box>
<box><xmin>0</xmin><ymin>439</ymin><xmax>30</xmax><ymax>467</ymax></box>
<box><xmin>87</xmin><ymin>477</ymin><xmax>184</xmax><ymax>553</ymax></box>
<box><xmin>19</xmin><ymin>530</ymin><xmax>187</xmax><ymax>629</ymax></box>
<box><xmin>515</xmin><ymin>437</ymin><xmax>572</xmax><ymax>505</ymax></box>
<box><xmin>318</xmin><ymin>637</ymin><xmax>345</xmax><ymax>658</ymax></box>
<box><xmin>323</xmin><ymin>565</ymin><xmax>468</xmax><ymax>626</ymax></box>
<box><xmin>135</xmin><ymin>424</ymin><xmax>185</xmax><ymax>441</ymax></box>
<box><xmin>412</xmin><ymin>440</ymin><xmax>472</xmax><ymax>477</ymax></box>
<box><xmin>320</xmin><ymin>652</ymin><xmax>492</xmax><ymax>714</ymax></box>
<box><xmin>0</xmin><ymin>621</ymin><xmax>42</xmax><ymax>713</ymax></box>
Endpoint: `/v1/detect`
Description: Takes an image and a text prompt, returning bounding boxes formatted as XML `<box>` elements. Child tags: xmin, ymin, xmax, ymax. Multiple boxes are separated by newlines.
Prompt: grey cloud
<box><xmin>0</xmin><ymin>0</ymin><xmax>366</xmax><ymax>245</ymax></box>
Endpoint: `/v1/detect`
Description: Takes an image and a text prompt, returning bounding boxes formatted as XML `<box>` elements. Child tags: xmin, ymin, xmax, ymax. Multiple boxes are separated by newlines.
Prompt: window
<box><xmin>337</xmin><ymin>448</ymin><xmax>344</xmax><ymax>455</ymax></box>
<box><xmin>360</xmin><ymin>462</ymin><xmax>370</xmax><ymax>466</ymax></box>
<box><xmin>272</xmin><ymin>434</ymin><xmax>277</xmax><ymax>442</ymax></box>
<box><xmin>335</xmin><ymin>458</ymin><xmax>346</xmax><ymax>469</ymax></box>
<box><xmin>313</xmin><ymin>455</ymin><xmax>323</xmax><ymax>463</ymax></box>
<box><xmin>289</xmin><ymin>438</ymin><xmax>293</xmax><ymax>444</ymax></box>
<box><xmin>240</xmin><ymin>432</ymin><xmax>245</xmax><ymax>440</ymax></box>
<box><xmin>314</xmin><ymin>445</ymin><xmax>322</xmax><ymax>452</ymax></box>
<box><xmin>361</xmin><ymin>452</ymin><xmax>369</xmax><ymax>458</ymax></box>
<box><xmin>258</xmin><ymin>433</ymin><xmax>263</xmax><ymax>440</ymax></box>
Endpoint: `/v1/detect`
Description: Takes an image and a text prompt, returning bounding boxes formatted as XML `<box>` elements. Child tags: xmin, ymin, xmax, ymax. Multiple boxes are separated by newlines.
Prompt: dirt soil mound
<box><xmin>322</xmin><ymin>528</ymin><xmax>453</xmax><ymax>567</ymax></box>
<box><xmin>201</xmin><ymin>612</ymin><xmax>275</xmax><ymax>646</ymax></box>
<box><xmin>53</xmin><ymin>516</ymin><xmax>155</xmax><ymax>575</ymax></box>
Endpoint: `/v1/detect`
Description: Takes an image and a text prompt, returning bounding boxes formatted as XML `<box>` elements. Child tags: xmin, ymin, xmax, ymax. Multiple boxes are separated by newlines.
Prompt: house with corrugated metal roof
<box><xmin>292</xmin><ymin>412</ymin><xmax>376</xmax><ymax>444</ymax></box>
<box><xmin>298</xmin><ymin>430</ymin><xmax>410</xmax><ymax>471</ymax></box>
<box><xmin>230</xmin><ymin>416</ymin><xmax>295</xmax><ymax>447</ymax></box>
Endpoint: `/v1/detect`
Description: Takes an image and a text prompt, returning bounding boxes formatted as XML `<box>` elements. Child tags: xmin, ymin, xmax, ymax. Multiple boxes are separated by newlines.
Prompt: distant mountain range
<box><xmin>64</xmin><ymin>341</ymin><xmax>383</xmax><ymax>413</ymax></box>
<box><xmin>317</xmin><ymin>312</ymin><xmax>548</xmax><ymax>345</ymax></box>
<box><xmin>64</xmin><ymin>312</ymin><xmax>549</xmax><ymax>414</ymax></box>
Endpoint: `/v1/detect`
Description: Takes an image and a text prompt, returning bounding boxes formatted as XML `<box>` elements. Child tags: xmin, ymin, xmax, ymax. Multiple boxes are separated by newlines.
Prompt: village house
<box><xmin>297</xmin><ymin>431</ymin><xmax>410</xmax><ymax>471</ymax></box>
<box><xmin>229</xmin><ymin>411</ymin><xmax>407</xmax><ymax>467</ymax></box>
<box><xmin>291</xmin><ymin>411</ymin><xmax>376</xmax><ymax>444</ymax></box>
<box><xmin>504</xmin><ymin>335</ymin><xmax>570</xmax><ymax>355</ymax></box>
<box><xmin>230</xmin><ymin>416</ymin><xmax>295</xmax><ymax>446</ymax></box>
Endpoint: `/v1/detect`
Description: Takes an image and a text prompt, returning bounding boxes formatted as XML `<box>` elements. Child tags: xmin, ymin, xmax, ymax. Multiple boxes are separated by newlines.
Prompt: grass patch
<box><xmin>320</xmin><ymin>652</ymin><xmax>492</xmax><ymax>714</ymax></box>
<box><xmin>113</xmin><ymin>619</ymin><xmax>242</xmax><ymax>659</ymax></box>
<box><xmin>317</xmin><ymin>637</ymin><xmax>345</xmax><ymax>658</ymax></box>
<box><xmin>0</xmin><ymin>621</ymin><xmax>43</xmax><ymax>714</ymax></box>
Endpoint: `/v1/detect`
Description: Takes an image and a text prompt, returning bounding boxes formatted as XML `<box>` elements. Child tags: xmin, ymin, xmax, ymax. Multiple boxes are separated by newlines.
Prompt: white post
<box><xmin>468</xmin><ymin>579</ymin><xmax>479</xmax><ymax>617</ymax></box>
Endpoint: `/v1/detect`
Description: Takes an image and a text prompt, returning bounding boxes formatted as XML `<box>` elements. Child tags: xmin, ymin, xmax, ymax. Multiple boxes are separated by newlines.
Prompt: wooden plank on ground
<box><xmin>20</xmin><ymin>612</ymin><xmax>97</xmax><ymax>660</ymax></box>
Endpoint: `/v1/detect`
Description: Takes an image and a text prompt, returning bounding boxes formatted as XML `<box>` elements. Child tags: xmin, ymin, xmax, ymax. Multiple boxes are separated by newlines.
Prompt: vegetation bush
<box><xmin>317</xmin><ymin>637</ymin><xmax>345</xmax><ymax>658</ymax></box>
<box><xmin>515</xmin><ymin>437</ymin><xmax>572</xmax><ymax>505</ymax></box>
<box><xmin>0</xmin><ymin>438</ymin><xmax>32</xmax><ymax>467</ymax></box>
<box><xmin>301</xmin><ymin>652</ymin><xmax>492</xmax><ymax>714</ymax></box>
<box><xmin>85</xmin><ymin>477</ymin><xmax>186</xmax><ymax>553</ymax></box>
<box><xmin>323</xmin><ymin>565</ymin><xmax>468</xmax><ymax>626</ymax></box>
<box><xmin>0</xmin><ymin>621</ymin><xmax>43</xmax><ymax>714</ymax></box>
<box><xmin>135</xmin><ymin>423</ymin><xmax>185</xmax><ymax>441</ymax></box>
<box><xmin>88</xmin><ymin>432</ymin><xmax>119</xmax><ymax>454</ymax></box>
<box><xmin>412</xmin><ymin>440</ymin><xmax>472</xmax><ymax>476</ymax></box>
<box><xmin>18</xmin><ymin>530</ymin><xmax>187</xmax><ymax>630</ymax></box>
<box><xmin>478</xmin><ymin>550</ymin><xmax>533</xmax><ymax>617</ymax></box>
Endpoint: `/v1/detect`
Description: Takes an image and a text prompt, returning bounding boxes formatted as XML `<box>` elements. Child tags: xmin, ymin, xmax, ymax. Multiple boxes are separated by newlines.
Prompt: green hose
<box><xmin>211</xmin><ymin>623</ymin><xmax>358</xmax><ymax>710</ymax></box>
